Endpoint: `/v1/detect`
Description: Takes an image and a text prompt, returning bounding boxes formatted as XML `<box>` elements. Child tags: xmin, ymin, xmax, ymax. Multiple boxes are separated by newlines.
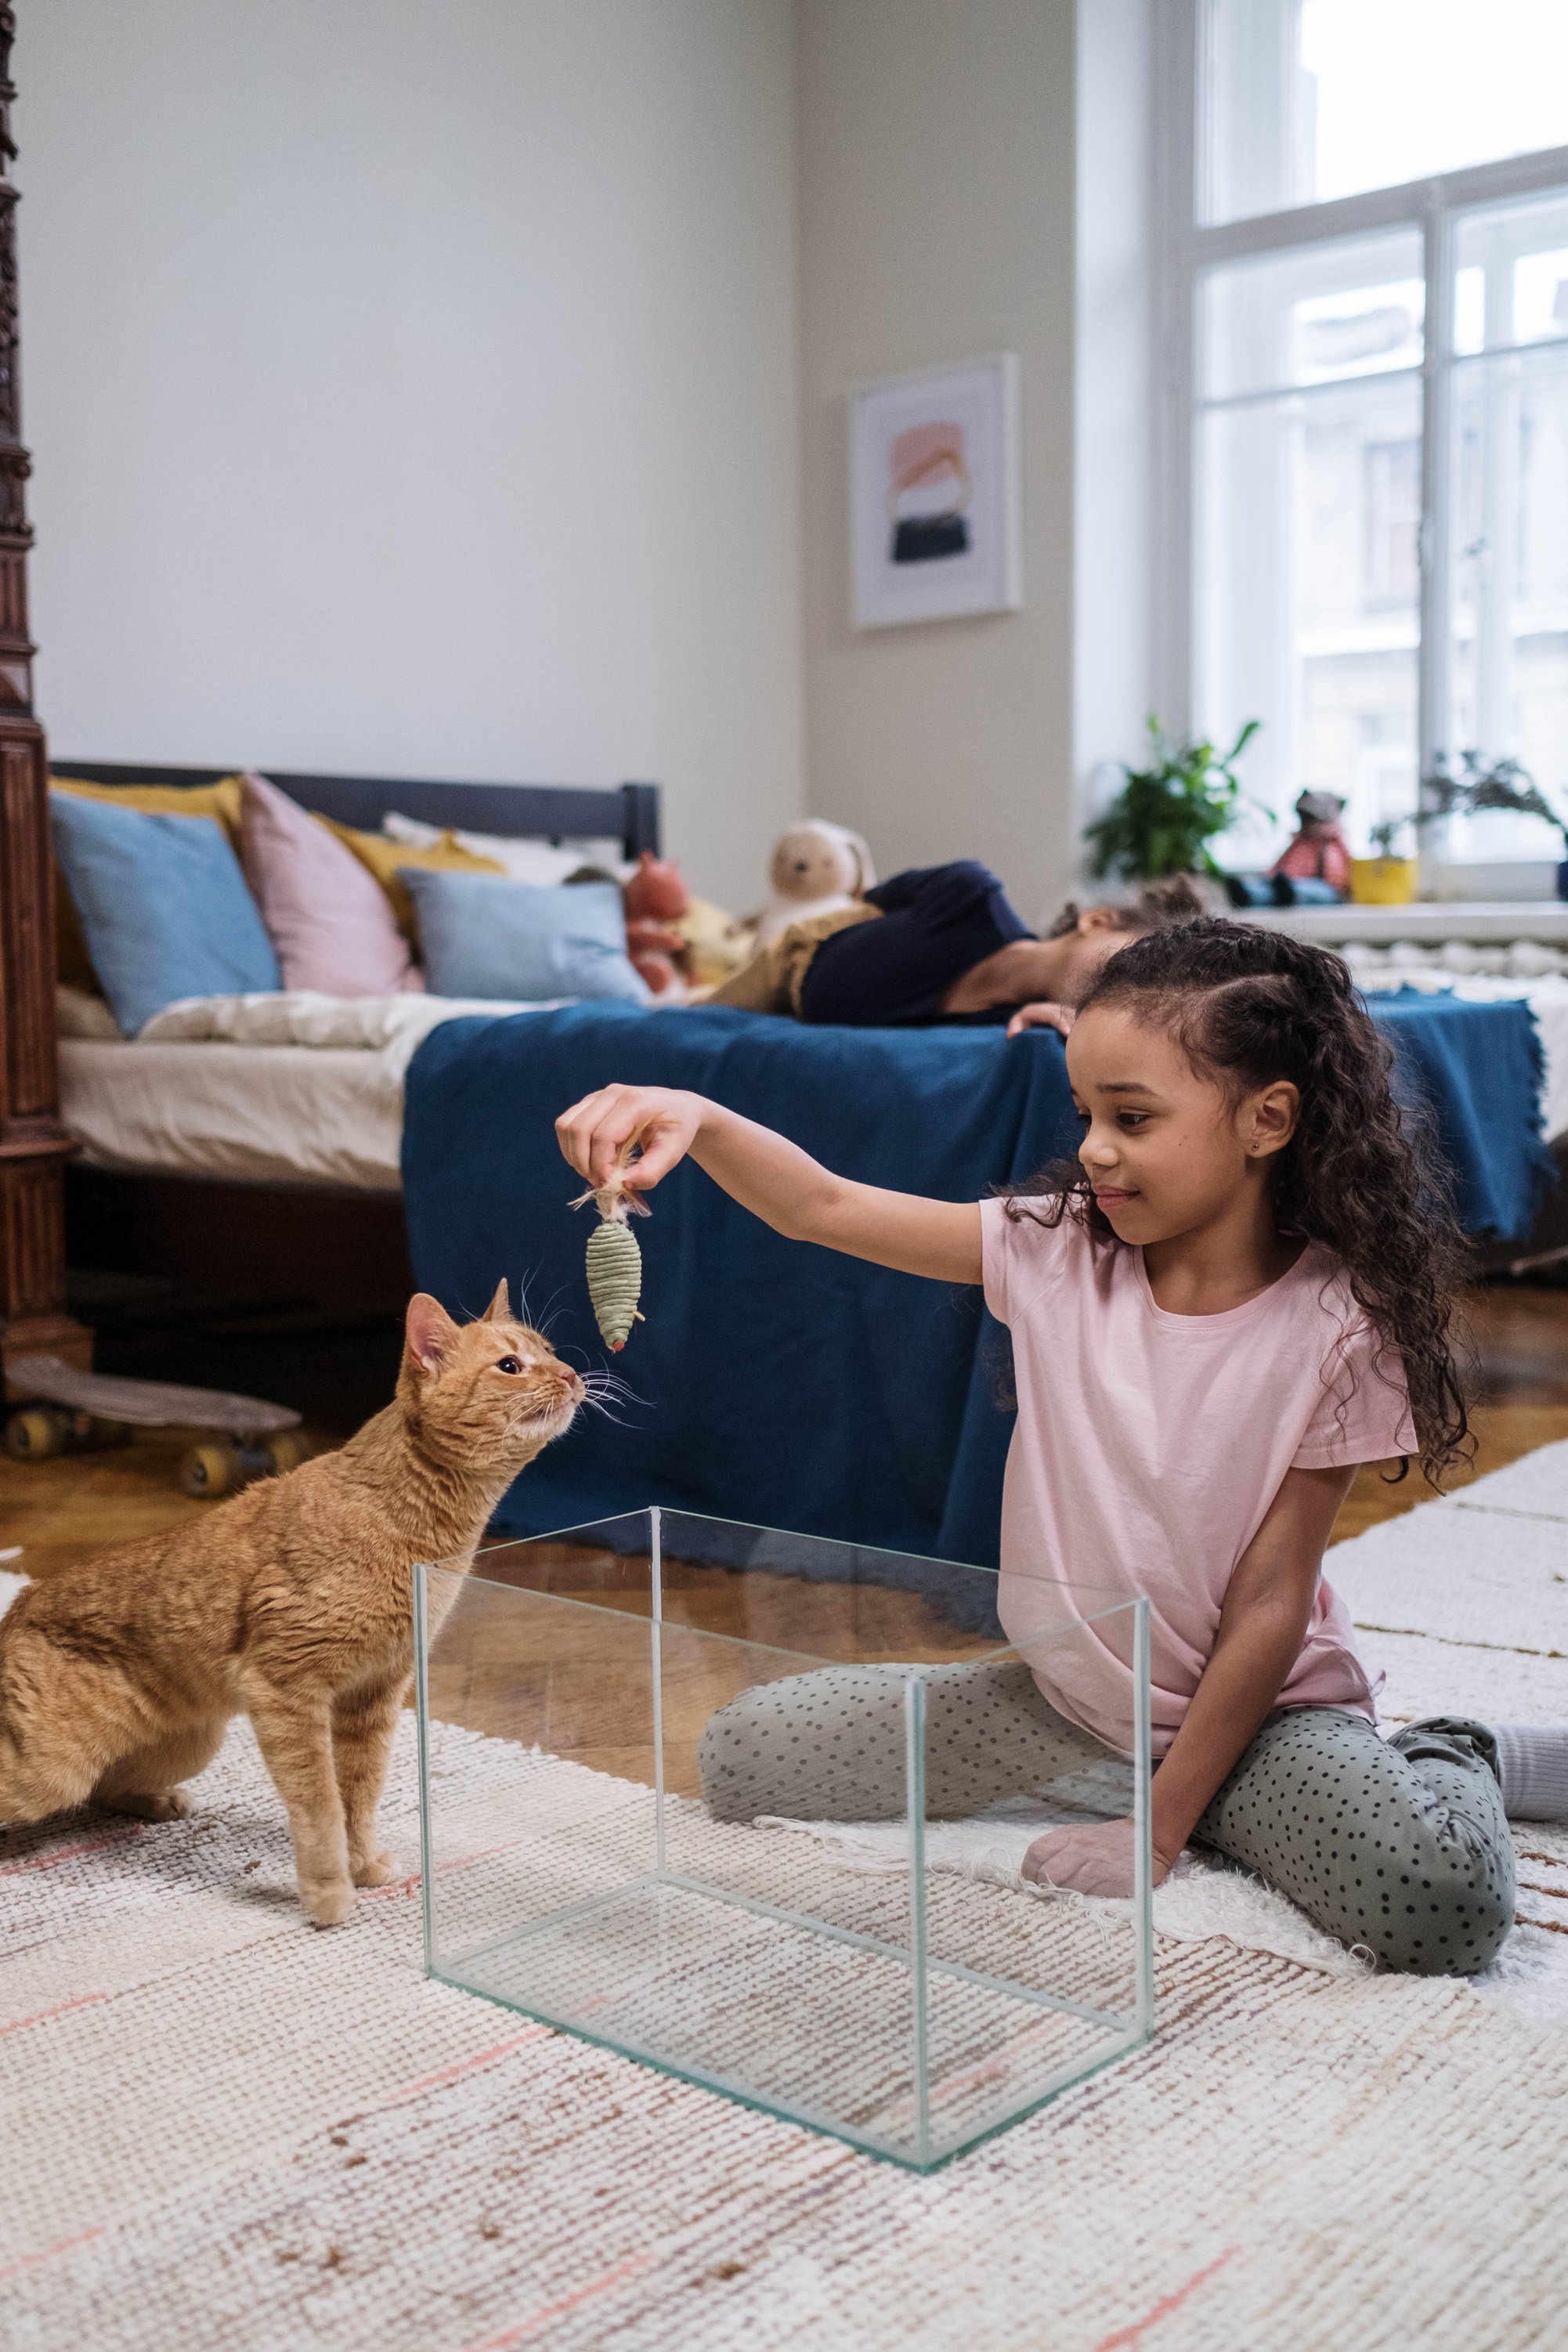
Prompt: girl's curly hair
<box><xmin>1009</xmin><ymin>915</ymin><xmax>1472</xmax><ymax>1484</ymax></box>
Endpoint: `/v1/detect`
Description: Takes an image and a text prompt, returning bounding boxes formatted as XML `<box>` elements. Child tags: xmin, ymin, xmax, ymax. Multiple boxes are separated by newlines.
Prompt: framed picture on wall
<box><xmin>848</xmin><ymin>352</ymin><xmax>1023</xmax><ymax>630</ymax></box>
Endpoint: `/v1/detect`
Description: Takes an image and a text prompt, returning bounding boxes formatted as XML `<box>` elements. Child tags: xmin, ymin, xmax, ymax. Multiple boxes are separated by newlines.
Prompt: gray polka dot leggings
<box><xmin>696</xmin><ymin>1658</ymin><xmax>1516</xmax><ymax>1977</ymax></box>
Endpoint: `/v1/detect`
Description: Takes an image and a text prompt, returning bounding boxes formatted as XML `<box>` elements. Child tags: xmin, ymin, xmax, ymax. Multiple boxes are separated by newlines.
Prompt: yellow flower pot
<box><xmin>1349</xmin><ymin>856</ymin><xmax>1418</xmax><ymax>906</ymax></box>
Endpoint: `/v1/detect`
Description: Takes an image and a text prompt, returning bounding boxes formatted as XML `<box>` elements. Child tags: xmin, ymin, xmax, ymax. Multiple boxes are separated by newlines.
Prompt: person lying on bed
<box><xmin>705</xmin><ymin>862</ymin><xmax>1203</xmax><ymax>1033</ymax></box>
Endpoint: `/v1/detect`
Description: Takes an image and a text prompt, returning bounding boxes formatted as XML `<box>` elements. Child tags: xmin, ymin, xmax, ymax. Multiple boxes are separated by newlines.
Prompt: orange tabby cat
<box><xmin>0</xmin><ymin>1284</ymin><xmax>582</xmax><ymax>1924</ymax></box>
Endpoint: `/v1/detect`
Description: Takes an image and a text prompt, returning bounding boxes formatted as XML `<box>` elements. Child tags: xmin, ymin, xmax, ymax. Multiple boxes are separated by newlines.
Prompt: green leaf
<box><xmin>1082</xmin><ymin>717</ymin><xmax>1261</xmax><ymax>878</ymax></box>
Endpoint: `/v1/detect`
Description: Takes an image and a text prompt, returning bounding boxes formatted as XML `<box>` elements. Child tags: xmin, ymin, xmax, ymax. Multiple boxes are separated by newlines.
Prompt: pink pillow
<box><xmin>240</xmin><ymin>770</ymin><xmax>415</xmax><ymax>995</ymax></box>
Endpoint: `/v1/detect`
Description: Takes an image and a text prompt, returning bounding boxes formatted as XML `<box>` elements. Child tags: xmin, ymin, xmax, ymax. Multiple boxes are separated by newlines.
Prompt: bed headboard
<box><xmin>48</xmin><ymin>761</ymin><xmax>662</xmax><ymax>861</ymax></box>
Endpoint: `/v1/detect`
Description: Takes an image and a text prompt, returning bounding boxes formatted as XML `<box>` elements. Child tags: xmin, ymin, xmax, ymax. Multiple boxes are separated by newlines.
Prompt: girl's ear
<box><xmin>406</xmin><ymin>1292</ymin><xmax>459</xmax><ymax>1370</ymax></box>
<box><xmin>1246</xmin><ymin>1079</ymin><xmax>1300</xmax><ymax>1158</ymax></box>
<box><xmin>1077</xmin><ymin>906</ymin><xmax>1122</xmax><ymax>935</ymax></box>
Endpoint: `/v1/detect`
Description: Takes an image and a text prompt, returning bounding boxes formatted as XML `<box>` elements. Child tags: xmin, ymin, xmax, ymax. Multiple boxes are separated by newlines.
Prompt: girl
<box><xmin>708</xmin><ymin>862</ymin><xmax>1203</xmax><ymax>1034</ymax></box>
<box><xmin>557</xmin><ymin>917</ymin><xmax>1563</xmax><ymax>1977</ymax></box>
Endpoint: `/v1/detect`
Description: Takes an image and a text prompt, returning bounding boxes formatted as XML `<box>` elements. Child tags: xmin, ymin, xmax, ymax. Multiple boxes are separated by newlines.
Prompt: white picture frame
<box><xmin>848</xmin><ymin>352</ymin><xmax>1024</xmax><ymax>630</ymax></box>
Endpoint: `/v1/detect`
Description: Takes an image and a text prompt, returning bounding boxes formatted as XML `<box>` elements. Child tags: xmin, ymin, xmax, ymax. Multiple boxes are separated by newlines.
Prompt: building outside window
<box><xmin>1164</xmin><ymin>0</ymin><xmax>1568</xmax><ymax>874</ymax></box>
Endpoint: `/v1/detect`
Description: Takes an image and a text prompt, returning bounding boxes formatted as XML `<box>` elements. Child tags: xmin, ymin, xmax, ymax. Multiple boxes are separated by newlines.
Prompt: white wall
<box><xmin>1075</xmin><ymin>0</ymin><xmax>1156</xmax><ymax>831</ymax></box>
<box><xmin>796</xmin><ymin>0</ymin><xmax>1082</xmax><ymax>927</ymax></box>
<box><xmin>16</xmin><ymin>0</ymin><xmax>804</xmax><ymax>907</ymax></box>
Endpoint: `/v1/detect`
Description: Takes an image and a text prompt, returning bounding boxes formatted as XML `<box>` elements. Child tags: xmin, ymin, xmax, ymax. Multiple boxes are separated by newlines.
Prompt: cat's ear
<box><xmin>405</xmin><ymin>1292</ymin><xmax>459</xmax><ymax>1371</ymax></box>
<box><xmin>482</xmin><ymin>1278</ymin><xmax>511</xmax><ymax>1324</ymax></box>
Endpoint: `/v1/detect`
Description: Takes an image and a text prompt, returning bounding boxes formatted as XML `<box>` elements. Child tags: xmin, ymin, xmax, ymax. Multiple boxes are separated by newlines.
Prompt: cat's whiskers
<box><xmin>576</xmin><ymin>1368</ymin><xmax>645</xmax><ymax>1426</ymax></box>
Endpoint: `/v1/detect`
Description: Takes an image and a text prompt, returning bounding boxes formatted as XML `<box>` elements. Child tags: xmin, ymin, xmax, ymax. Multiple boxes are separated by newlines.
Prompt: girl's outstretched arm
<box><xmin>555</xmin><ymin>1084</ymin><xmax>982</xmax><ymax>1284</ymax></box>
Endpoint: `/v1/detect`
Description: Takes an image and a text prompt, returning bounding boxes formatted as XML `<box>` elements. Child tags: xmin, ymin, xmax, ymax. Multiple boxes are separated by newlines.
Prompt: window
<box><xmin>1166</xmin><ymin>0</ymin><xmax>1568</xmax><ymax>865</ymax></box>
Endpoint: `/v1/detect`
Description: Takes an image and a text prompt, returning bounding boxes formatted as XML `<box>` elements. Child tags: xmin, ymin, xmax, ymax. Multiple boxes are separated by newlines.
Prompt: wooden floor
<box><xmin>1334</xmin><ymin>1281</ymin><xmax>1568</xmax><ymax>1537</ymax></box>
<box><xmin>5</xmin><ymin>1281</ymin><xmax>1567</xmax><ymax>1600</ymax></box>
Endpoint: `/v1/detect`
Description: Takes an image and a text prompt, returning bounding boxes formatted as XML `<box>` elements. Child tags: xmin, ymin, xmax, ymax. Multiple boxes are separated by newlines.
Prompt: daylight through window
<box><xmin>1177</xmin><ymin>0</ymin><xmax>1568</xmax><ymax>869</ymax></box>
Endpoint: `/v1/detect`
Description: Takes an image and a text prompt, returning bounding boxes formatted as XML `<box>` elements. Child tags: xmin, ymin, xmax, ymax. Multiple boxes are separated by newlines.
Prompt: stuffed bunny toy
<box><xmin>753</xmin><ymin>821</ymin><xmax>876</xmax><ymax>949</ymax></box>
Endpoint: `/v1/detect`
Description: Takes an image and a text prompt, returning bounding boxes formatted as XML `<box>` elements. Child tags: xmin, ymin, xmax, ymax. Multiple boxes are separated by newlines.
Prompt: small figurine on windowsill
<box><xmin>1270</xmin><ymin>789</ymin><xmax>1350</xmax><ymax>898</ymax></box>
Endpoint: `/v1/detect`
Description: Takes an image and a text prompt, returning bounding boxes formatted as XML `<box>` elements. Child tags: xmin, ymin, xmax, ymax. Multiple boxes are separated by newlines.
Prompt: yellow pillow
<box><xmin>321</xmin><ymin>818</ymin><xmax>504</xmax><ymax>942</ymax></box>
<box><xmin>52</xmin><ymin>773</ymin><xmax>245</xmax><ymax>840</ymax></box>
<box><xmin>49</xmin><ymin>775</ymin><xmax>247</xmax><ymax>994</ymax></box>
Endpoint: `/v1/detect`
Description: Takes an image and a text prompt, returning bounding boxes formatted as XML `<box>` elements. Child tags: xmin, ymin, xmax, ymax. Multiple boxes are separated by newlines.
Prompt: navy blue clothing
<box><xmin>797</xmin><ymin>861</ymin><xmax>1034</xmax><ymax>1028</ymax></box>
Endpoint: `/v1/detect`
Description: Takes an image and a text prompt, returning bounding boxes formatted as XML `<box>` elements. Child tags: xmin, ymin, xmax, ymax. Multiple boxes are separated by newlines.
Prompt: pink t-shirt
<box><xmin>980</xmin><ymin>1198</ymin><xmax>1416</xmax><ymax>1758</ymax></box>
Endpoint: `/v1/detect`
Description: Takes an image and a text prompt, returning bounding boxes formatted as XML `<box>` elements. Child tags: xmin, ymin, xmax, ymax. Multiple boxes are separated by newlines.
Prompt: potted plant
<box><xmin>1085</xmin><ymin>717</ymin><xmax>1261</xmax><ymax>881</ymax></box>
<box><xmin>1419</xmin><ymin>751</ymin><xmax>1568</xmax><ymax>898</ymax></box>
<box><xmin>1350</xmin><ymin>817</ymin><xmax>1420</xmax><ymax>905</ymax></box>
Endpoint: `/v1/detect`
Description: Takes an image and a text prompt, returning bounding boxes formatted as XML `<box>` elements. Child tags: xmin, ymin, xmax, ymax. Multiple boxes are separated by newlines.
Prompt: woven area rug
<box><xmin>6</xmin><ymin>1449</ymin><xmax>1568</xmax><ymax>2351</ymax></box>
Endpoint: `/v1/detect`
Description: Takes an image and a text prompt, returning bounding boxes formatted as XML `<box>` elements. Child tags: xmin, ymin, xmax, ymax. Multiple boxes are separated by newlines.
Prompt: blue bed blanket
<box><xmin>401</xmin><ymin>991</ymin><xmax>1553</xmax><ymax>1575</ymax></box>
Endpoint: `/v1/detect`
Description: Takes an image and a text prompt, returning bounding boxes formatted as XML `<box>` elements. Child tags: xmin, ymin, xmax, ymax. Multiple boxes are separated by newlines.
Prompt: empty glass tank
<box><xmin>415</xmin><ymin>1508</ymin><xmax>1152</xmax><ymax>2171</ymax></box>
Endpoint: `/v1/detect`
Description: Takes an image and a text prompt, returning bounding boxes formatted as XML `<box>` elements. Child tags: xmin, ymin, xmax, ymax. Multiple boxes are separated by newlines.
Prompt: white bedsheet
<box><xmin>57</xmin><ymin>990</ymin><xmax>562</xmax><ymax>1190</ymax></box>
<box><xmin>56</xmin><ymin>972</ymin><xmax>1568</xmax><ymax>1200</ymax></box>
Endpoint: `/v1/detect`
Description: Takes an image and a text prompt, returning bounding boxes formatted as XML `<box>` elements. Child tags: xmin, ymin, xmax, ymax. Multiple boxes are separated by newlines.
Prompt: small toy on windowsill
<box><xmin>1270</xmin><ymin>789</ymin><xmax>1350</xmax><ymax>898</ymax></box>
<box><xmin>572</xmin><ymin>1163</ymin><xmax>649</xmax><ymax>1350</ymax></box>
<box><xmin>1227</xmin><ymin>787</ymin><xmax>1352</xmax><ymax>909</ymax></box>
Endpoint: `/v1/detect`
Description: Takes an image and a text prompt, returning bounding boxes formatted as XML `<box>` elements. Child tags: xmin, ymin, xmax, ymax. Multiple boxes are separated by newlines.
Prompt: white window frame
<box><xmin>1155</xmin><ymin>0</ymin><xmax>1568</xmax><ymax>814</ymax></box>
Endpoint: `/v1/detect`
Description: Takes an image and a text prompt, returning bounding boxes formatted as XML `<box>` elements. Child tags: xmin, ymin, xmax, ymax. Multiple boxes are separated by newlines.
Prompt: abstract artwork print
<box><xmin>850</xmin><ymin>352</ymin><xmax>1023</xmax><ymax>628</ymax></box>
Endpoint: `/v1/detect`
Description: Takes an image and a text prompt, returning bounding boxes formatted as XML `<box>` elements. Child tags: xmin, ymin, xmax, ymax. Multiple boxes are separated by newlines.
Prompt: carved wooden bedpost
<box><xmin>0</xmin><ymin>4</ymin><xmax>89</xmax><ymax>1382</ymax></box>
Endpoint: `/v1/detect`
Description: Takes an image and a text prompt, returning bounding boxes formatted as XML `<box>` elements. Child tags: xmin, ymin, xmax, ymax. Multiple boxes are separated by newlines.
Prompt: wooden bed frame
<box><xmin>0</xmin><ymin>10</ymin><xmax>662</xmax><ymax>1383</ymax></box>
<box><xmin>48</xmin><ymin>762</ymin><xmax>660</xmax><ymax>863</ymax></box>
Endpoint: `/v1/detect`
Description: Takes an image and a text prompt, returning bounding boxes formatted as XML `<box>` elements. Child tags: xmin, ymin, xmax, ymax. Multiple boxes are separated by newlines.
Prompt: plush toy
<box><xmin>753</xmin><ymin>821</ymin><xmax>876</xmax><ymax>949</ymax></box>
<box><xmin>622</xmin><ymin>851</ymin><xmax>690</xmax><ymax>995</ymax></box>
<box><xmin>1270</xmin><ymin>789</ymin><xmax>1350</xmax><ymax>896</ymax></box>
<box><xmin>623</xmin><ymin>918</ymin><xmax>686</xmax><ymax>995</ymax></box>
<box><xmin>675</xmin><ymin>897</ymin><xmax>757</xmax><ymax>988</ymax></box>
<box><xmin>624</xmin><ymin>851</ymin><xmax>688</xmax><ymax>923</ymax></box>
<box><xmin>620</xmin><ymin>851</ymin><xmax>757</xmax><ymax>993</ymax></box>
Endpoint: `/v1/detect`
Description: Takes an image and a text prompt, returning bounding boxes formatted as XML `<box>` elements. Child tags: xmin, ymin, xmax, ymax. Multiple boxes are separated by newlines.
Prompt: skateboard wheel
<box><xmin>179</xmin><ymin>1441</ymin><xmax>237</xmax><ymax>1499</ymax></box>
<box><xmin>5</xmin><ymin>1406</ymin><xmax>67</xmax><ymax>1459</ymax></box>
<box><xmin>265</xmin><ymin>1433</ymin><xmax>306</xmax><ymax>1476</ymax></box>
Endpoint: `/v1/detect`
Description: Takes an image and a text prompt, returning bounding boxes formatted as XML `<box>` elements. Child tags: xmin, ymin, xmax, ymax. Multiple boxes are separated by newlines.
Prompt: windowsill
<box><xmin>1243</xmin><ymin>901</ymin><xmax>1568</xmax><ymax>943</ymax></box>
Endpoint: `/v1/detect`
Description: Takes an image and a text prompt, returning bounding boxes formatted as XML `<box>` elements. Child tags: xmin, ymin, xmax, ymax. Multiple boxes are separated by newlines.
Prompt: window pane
<box><xmin>1447</xmin><ymin>337</ymin><xmax>1568</xmax><ymax>857</ymax></box>
<box><xmin>1453</xmin><ymin>192</ymin><xmax>1568</xmax><ymax>354</ymax></box>
<box><xmin>1203</xmin><ymin>0</ymin><xmax>1568</xmax><ymax>227</ymax></box>
<box><xmin>1203</xmin><ymin>231</ymin><xmax>1422</xmax><ymax>402</ymax></box>
<box><xmin>1198</xmin><ymin>375</ymin><xmax>1422</xmax><ymax>857</ymax></box>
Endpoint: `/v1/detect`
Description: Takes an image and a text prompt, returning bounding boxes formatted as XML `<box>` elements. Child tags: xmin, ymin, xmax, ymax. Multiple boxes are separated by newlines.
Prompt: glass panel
<box><xmin>416</xmin><ymin>1509</ymin><xmax>1151</xmax><ymax>2173</ymax></box>
<box><xmin>1203</xmin><ymin>231</ymin><xmax>1424</xmax><ymax>404</ymax></box>
<box><xmin>1203</xmin><ymin>0</ymin><xmax>1568</xmax><ymax>226</ymax></box>
<box><xmin>1447</xmin><ymin>335</ymin><xmax>1568</xmax><ymax>859</ymax></box>
<box><xmin>1198</xmin><ymin>366</ymin><xmax>1422</xmax><ymax>853</ymax></box>
<box><xmin>1453</xmin><ymin>193</ymin><xmax>1568</xmax><ymax>355</ymax></box>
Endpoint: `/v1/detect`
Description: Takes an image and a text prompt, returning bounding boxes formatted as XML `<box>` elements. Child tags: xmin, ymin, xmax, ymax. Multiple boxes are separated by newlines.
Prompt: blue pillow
<box><xmin>50</xmin><ymin>790</ymin><xmax>281</xmax><ymax>1034</ymax></box>
<box><xmin>399</xmin><ymin>870</ymin><xmax>650</xmax><ymax>1004</ymax></box>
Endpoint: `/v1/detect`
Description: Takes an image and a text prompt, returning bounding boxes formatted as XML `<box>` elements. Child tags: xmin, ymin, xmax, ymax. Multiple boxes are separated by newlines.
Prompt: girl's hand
<box><xmin>555</xmin><ymin>1085</ymin><xmax>706</xmax><ymax>1195</ymax></box>
<box><xmin>1006</xmin><ymin>1000</ymin><xmax>1075</xmax><ymax>1041</ymax></box>
<box><xmin>1020</xmin><ymin>1816</ymin><xmax>1175</xmax><ymax>1899</ymax></box>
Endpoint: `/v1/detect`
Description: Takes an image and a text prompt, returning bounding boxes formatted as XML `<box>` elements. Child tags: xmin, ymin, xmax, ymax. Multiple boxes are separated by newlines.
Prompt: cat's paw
<box><xmin>300</xmin><ymin>1877</ymin><xmax>356</xmax><ymax>1927</ymax></box>
<box><xmin>351</xmin><ymin>1848</ymin><xmax>396</xmax><ymax>1888</ymax></box>
<box><xmin>99</xmin><ymin>1787</ymin><xmax>193</xmax><ymax>1823</ymax></box>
